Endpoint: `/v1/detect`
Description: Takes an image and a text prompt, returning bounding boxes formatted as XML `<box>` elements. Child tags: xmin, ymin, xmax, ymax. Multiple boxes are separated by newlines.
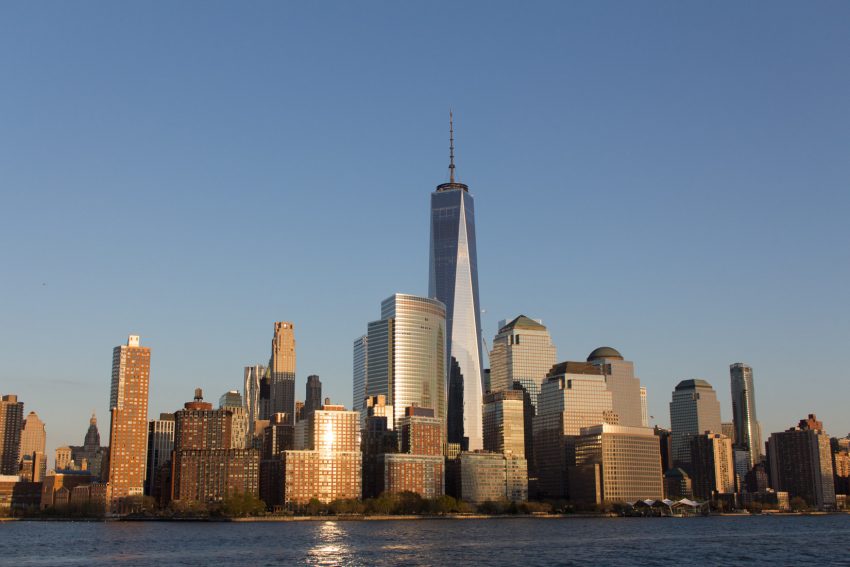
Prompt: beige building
<box><xmin>282</xmin><ymin>404</ymin><xmax>362</xmax><ymax>505</ymax></box>
<box><xmin>483</xmin><ymin>390</ymin><xmax>525</xmax><ymax>457</ymax></box>
<box><xmin>689</xmin><ymin>433</ymin><xmax>735</xmax><ymax>499</ymax></box>
<box><xmin>55</xmin><ymin>446</ymin><xmax>73</xmax><ymax>471</ymax></box>
<box><xmin>488</xmin><ymin>315</ymin><xmax>557</xmax><ymax>409</ymax></box>
<box><xmin>570</xmin><ymin>424</ymin><xmax>663</xmax><ymax>505</ymax></box>
<box><xmin>533</xmin><ymin>362</ymin><xmax>619</xmax><ymax>498</ymax></box>
<box><xmin>105</xmin><ymin>335</ymin><xmax>151</xmax><ymax>513</ymax></box>
<box><xmin>19</xmin><ymin>411</ymin><xmax>46</xmax><ymax>481</ymax></box>
<box><xmin>587</xmin><ymin>347</ymin><xmax>647</xmax><ymax>428</ymax></box>
<box><xmin>457</xmin><ymin>451</ymin><xmax>528</xmax><ymax>504</ymax></box>
<box><xmin>0</xmin><ymin>394</ymin><xmax>24</xmax><ymax>475</ymax></box>
<box><xmin>270</xmin><ymin>322</ymin><xmax>296</xmax><ymax>423</ymax></box>
<box><xmin>219</xmin><ymin>391</ymin><xmax>249</xmax><ymax>449</ymax></box>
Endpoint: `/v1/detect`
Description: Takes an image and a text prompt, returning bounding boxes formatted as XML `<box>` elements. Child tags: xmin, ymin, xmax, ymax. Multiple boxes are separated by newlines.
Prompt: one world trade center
<box><xmin>428</xmin><ymin>113</ymin><xmax>484</xmax><ymax>451</ymax></box>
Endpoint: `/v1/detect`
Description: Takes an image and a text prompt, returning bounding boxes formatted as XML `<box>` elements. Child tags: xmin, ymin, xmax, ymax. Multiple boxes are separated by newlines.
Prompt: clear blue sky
<box><xmin>1</xmin><ymin>2</ymin><xmax>848</xmax><ymax>460</ymax></box>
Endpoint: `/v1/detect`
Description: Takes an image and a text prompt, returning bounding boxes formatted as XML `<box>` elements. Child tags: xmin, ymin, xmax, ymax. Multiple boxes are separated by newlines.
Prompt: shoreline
<box><xmin>2</xmin><ymin>511</ymin><xmax>846</xmax><ymax>523</ymax></box>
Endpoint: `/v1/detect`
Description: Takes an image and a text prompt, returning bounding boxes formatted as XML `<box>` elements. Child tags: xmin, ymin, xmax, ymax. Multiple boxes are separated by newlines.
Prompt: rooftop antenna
<box><xmin>449</xmin><ymin>110</ymin><xmax>456</xmax><ymax>183</ymax></box>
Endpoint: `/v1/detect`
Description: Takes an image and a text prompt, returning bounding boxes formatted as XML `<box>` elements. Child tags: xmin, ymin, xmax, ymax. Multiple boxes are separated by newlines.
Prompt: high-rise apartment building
<box><xmin>488</xmin><ymin>316</ymin><xmax>557</xmax><ymax>410</ymax></box>
<box><xmin>428</xmin><ymin>115</ymin><xmax>484</xmax><ymax>451</ymax></box>
<box><xmin>0</xmin><ymin>395</ymin><xmax>24</xmax><ymax>475</ymax></box>
<box><xmin>689</xmin><ymin>433</ymin><xmax>735</xmax><ymax>499</ymax></box>
<box><xmin>219</xmin><ymin>391</ymin><xmax>249</xmax><ymax>449</ymax></box>
<box><xmin>270</xmin><ymin>322</ymin><xmax>296</xmax><ymax>424</ymax></box>
<box><xmin>243</xmin><ymin>364</ymin><xmax>266</xmax><ymax>430</ymax></box>
<box><xmin>730</xmin><ymin>363</ymin><xmax>762</xmax><ymax>470</ymax></box>
<box><xmin>454</xmin><ymin>451</ymin><xmax>528</xmax><ymax>504</ymax></box>
<box><xmin>282</xmin><ymin>403</ymin><xmax>361</xmax><ymax>505</ymax></box>
<box><xmin>570</xmin><ymin>424</ymin><xmax>664</xmax><ymax>505</ymax></box>
<box><xmin>352</xmin><ymin>335</ymin><xmax>368</xmax><ymax>417</ymax></box>
<box><xmin>19</xmin><ymin>411</ymin><xmax>46</xmax><ymax>481</ymax></box>
<box><xmin>483</xmin><ymin>390</ymin><xmax>525</xmax><ymax>458</ymax></box>
<box><xmin>145</xmin><ymin>413</ymin><xmax>175</xmax><ymax>497</ymax></box>
<box><xmin>533</xmin><ymin>362</ymin><xmax>619</xmax><ymax>498</ymax></box>
<box><xmin>587</xmin><ymin>347</ymin><xmax>646</xmax><ymax>428</ymax></box>
<box><xmin>669</xmin><ymin>379</ymin><xmax>722</xmax><ymax>471</ymax></box>
<box><xmin>374</xmin><ymin>406</ymin><xmax>445</xmax><ymax>499</ymax></box>
<box><xmin>171</xmin><ymin>389</ymin><xmax>259</xmax><ymax>504</ymax></box>
<box><xmin>106</xmin><ymin>335</ymin><xmax>151</xmax><ymax>512</ymax></box>
<box><xmin>305</xmin><ymin>375</ymin><xmax>322</xmax><ymax>417</ymax></box>
<box><xmin>767</xmin><ymin>414</ymin><xmax>836</xmax><ymax>510</ymax></box>
<box><xmin>363</xmin><ymin>294</ymin><xmax>447</xmax><ymax>438</ymax></box>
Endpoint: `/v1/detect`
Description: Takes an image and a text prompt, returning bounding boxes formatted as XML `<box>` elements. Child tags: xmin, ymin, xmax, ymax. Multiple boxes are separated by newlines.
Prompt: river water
<box><xmin>1</xmin><ymin>515</ymin><xmax>848</xmax><ymax>566</ymax></box>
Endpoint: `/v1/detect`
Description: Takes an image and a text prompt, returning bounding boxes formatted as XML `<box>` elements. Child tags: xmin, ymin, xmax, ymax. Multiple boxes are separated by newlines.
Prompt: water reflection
<box><xmin>306</xmin><ymin>521</ymin><xmax>357</xmax><ymax>566</ymax></box>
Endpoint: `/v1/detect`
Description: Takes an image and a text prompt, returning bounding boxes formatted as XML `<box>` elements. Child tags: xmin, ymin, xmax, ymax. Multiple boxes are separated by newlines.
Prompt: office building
<box><xmin>721</xmin><ymin>422</ymin><xmax>736</xmax><ymax>444</ymax></box>
<box><xmin>270</xmin><ymin>322</ymin><xmax>296</xmax><ymax>424</ymax></box>
<box><xmin>352</xmin><ymin>335</ymin><xmax>368</xmax><ymax>417</ymax></box>
<box><xmin>483</xmin><ymin>390</ymin><xmax>525</xmax><ymax>457</ymax></box>
<box><xmin>304</xmin><ymin>375</ymin><xmax>322</xmax><ymax>418</ymax></box>
<box><xmin>488</xmin><ymin>315</ymin><xmax>557</xmax><ymax>410</ymax></box>
<box><xmin>654</xmin><ymin>426</ymin><xmax>674</xmax><ymax>472</ymax></box>
<box><xmin>0</xmin><ymin>395</ymin><xmax>24</xmax><ymax>475</ymax></box>
<box><xmin>105</xmin><ymin>335</ymin><xmax>151</xmax><ymax>512</ymax></box>
<box><xmin>19</xmin><ymin>411</ymin><xmax>46</xmax><ymax>481</ymax></box>
<box><xmin>689</xmin><ymin>433</ymin><xmax>736</xmax><ymax>499</ymax></box>
<box><xmin>533</xmin><ymin>362</ymin><xmax>618</xmax><ymax>498</ymax></box>
<box><xmin>730</xmin><ymin>363</ymin><xmax>762</xmax><ymax>469</ymax></box>
<box><xmin>570</xmin><ymin>424</ymin><xmax>664</xmax><ymax>505</ymax></box>
<box><xmin>428</xmin><ymin>114</ymin><xmax>485</xmax><ymax>451</ymax></box>
<box><xmin>364</xmin><ymin>294</ymin><xmax>447</xmax><ymax>438</ymax></box>
<box><xmin>669</xmin><ymin>379</ymin><xmax>722</xmax><ymax>470</ymax></box>
<box><xmin>767</xmin><ymin>414</ymin><xmax>836</xmax><ymax>510</ymax></box>
<box><xmin>664</xmin><ymin>468</ymin><xmax>693</xmax><ymax>499</ymax></box>
<box><xmin>587</xmin><ymin>347</ymin><xmax>646</xmax><ymax>428</ymax></box>
<box><xmin>145</xmin><ymin>414</ymin><xmax>175</xmax><ymax>497</ymax></box>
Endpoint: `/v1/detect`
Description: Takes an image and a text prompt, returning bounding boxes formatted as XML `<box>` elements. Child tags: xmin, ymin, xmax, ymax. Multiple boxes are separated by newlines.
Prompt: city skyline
<box><xmin>2</xmin><ymin>2</ymin><xmax>849</xmax><ymax>461</ymax></box>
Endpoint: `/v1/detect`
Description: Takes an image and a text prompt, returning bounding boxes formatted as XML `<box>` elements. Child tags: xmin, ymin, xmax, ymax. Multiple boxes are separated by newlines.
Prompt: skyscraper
<box><xmin>730</xmin><ymin>363</ymin><xmax>762</xmax><ymax>469</ymax></box>
<box><xmin>145</xmin><ymin>413</ymin><xmax>175</xmax><ymax>497</ymax></box>
<box><xmin>533</xmin><ymin>362</ymin><xmax>619</xmax><ymax>498</ymax></box>
<box><xmin>352</xmin><ymin>335</ymin><xmax>368</xmax><ymax>417</ymax></box>
<box><xmin>429</xmin><ymin>113</ymin><xmax>484</xmax><ymax>451</ymax></box>
<box><xmin>0</xmin><ymin>395</ymin><xmax>24</xmax><ymax>475</ymax></box>
<box><xmin>587</xmin><ymin>347</ymin><xmax>646</xmax><ymax>428</ymax></box>
<box><xmin>483</xmin><ymin>390</ymin><xmax>526</xmax><ymax>458</ymax></box>
<box><xmin>270</xmin><ymin>322</ymin><xmax>296</xmax><ymax>424</ymax></box>
<box><xmin>19</xmin><ymin>411</ymin><xmax>46</xmax><ymax>481</ymax></box>
<box><xmin>219</xmin><ymin>390</ymin><xmax>249</xmax><ymax>449</ymax></box>
<box><xmin>106</xmin><ymin>335</ymin><xmax>151</xmax><ymax>512</ymax></box>
<box><xmin>305</xmin><ymin>375</ymin><xmax>322</xmax><ymax>417</ymax></box>
<box><xmin>669</xmin><ymin>379</ymin><xmax>722</xmax><ymax>471</ymax></box>
<box><xmin>689</xmin><ymin>432</ymin><xmax>736</xmax><ymax>499</ymax></box>
<box><xmin>364</xmin><ymin>294</ymin><xmax>447</xmax><ymax>437</ymax></box>
<box><xmin>243</xmin><ymin>364</ymin><xmax>266</xmax><ymax>429</ymax></box>
<box><xmin>488</xmin><ymin>315</ymin><xmax>557</xmax><ymax>411</ymax></box>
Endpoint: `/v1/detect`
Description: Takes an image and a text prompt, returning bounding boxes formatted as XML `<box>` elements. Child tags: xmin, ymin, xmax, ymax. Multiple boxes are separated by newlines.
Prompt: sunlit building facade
<box><xmin>767</xmin><ymin>414</ymin><xmax>836</xmax><ymax>510</ymax></box>
<box><xmin>689</xmin><ymin>432</ymin><xmax>736</xmax><ymax>499</ymax></box>
<box><xmin>587</xmin><ymin>347</ymin><xmax>646</xmax><ymax>428</ymax></box>
<box><xmin>488</xmin><ymin>315</ymin><xmax>557</xmax><ymax>410</ymax></box>
<box><xmin>571</xmin><ymin>424</ymin><xmax>663</xmax><ymax>504</ymax></box>
<box><xmin>270</xmin><ymin>322</ymin><xmax>296</xmax><ymax>424</ymax></box>
<box><xmin>106</xmin><ymin>335</ymin><xmax>151</xmax><ymax>512</ymax></box>
<box><xmin>483</xmin><ymin>390</ymin><xmax>525</xmax><ymax>457</ymax></box>
<box><xmin>457</xmin><ymin>451</ymin><xmax>527</xmax><ymax>503</ymax></box>
<box><xmin>363</xmin><ymin>294</ymin><xmax>446</xmax><ymax>439</ymax></box>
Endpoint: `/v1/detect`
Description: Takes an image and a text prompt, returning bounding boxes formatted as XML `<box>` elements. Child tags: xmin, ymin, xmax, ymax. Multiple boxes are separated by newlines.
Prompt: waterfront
<box><xmin>1</xmin><ymin>515</ymin><xmax>849</xmax><ymax>566</ymax></box>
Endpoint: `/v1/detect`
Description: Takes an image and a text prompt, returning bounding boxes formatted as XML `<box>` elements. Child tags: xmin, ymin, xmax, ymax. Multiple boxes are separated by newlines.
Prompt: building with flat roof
<box><xmin>767</xmin><ymin>414</ymin><xmax>836</xmax><ymax>510</ymax></box>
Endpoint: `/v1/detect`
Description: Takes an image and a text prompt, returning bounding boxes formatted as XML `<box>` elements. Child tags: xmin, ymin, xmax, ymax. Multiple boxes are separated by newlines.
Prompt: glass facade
<box><xmin>669</xmin><ymin>379</ymin><xmax>722</xmax><ymax>469</ymax></box>
<box><xmin>489</xmin><ymin>316</ymin><xmax>557</xmax><ymax>410</ymax></box>
<box><xmin>365</xmin><ymin>294</ymin><xmax>447</xmax><ymax>440</ymax></box>
<box><xmin>429</xmin><ymin>184</ymin><xmax>484</xmax><ymax>451</ymax></box>
<box><xmin>730</xmin><ymin>363</ymin><xmax>762</xmax><ymax>469</ymax></box>
<box><xmin>352</xmin><ymin>336</ymin><xmax>368</xmax><ymax>417</ymax></box>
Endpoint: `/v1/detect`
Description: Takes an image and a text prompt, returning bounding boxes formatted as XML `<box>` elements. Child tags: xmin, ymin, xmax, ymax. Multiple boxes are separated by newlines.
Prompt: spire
<box><xmin>449</xmin><ymin>110</ymin><xmax>456</xmax><ymax>183</ymax></box>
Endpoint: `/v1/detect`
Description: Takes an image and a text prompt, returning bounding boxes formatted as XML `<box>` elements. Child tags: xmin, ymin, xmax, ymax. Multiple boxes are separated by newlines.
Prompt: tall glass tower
<box><xmin>429</xmin><ymin>113</ymin><xmax>484</xmax><ymax>451</ymax></box>
<box><xmin>730</xmin><ymin>363</ymin><xmax>762</xmax><ymax>469</ymax></box>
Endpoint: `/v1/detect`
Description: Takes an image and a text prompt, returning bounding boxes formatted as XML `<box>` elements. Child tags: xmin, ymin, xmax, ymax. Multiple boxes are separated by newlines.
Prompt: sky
<box><xmin>1</xmin><ymin>2</ymin><xmax>848</xmax><ymax>462</ymax></box>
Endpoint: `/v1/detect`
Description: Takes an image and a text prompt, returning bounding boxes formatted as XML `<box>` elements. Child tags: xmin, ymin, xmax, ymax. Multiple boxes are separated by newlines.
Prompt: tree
<box><xmin>790</xmin><ymin>497</ymin><xmax>809</xmax><ymax>512</ymax></box>
<box><xmin>221</xmin><ymin>492</ymin><xmax>266</xmax><ymax>517</ymax></box>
